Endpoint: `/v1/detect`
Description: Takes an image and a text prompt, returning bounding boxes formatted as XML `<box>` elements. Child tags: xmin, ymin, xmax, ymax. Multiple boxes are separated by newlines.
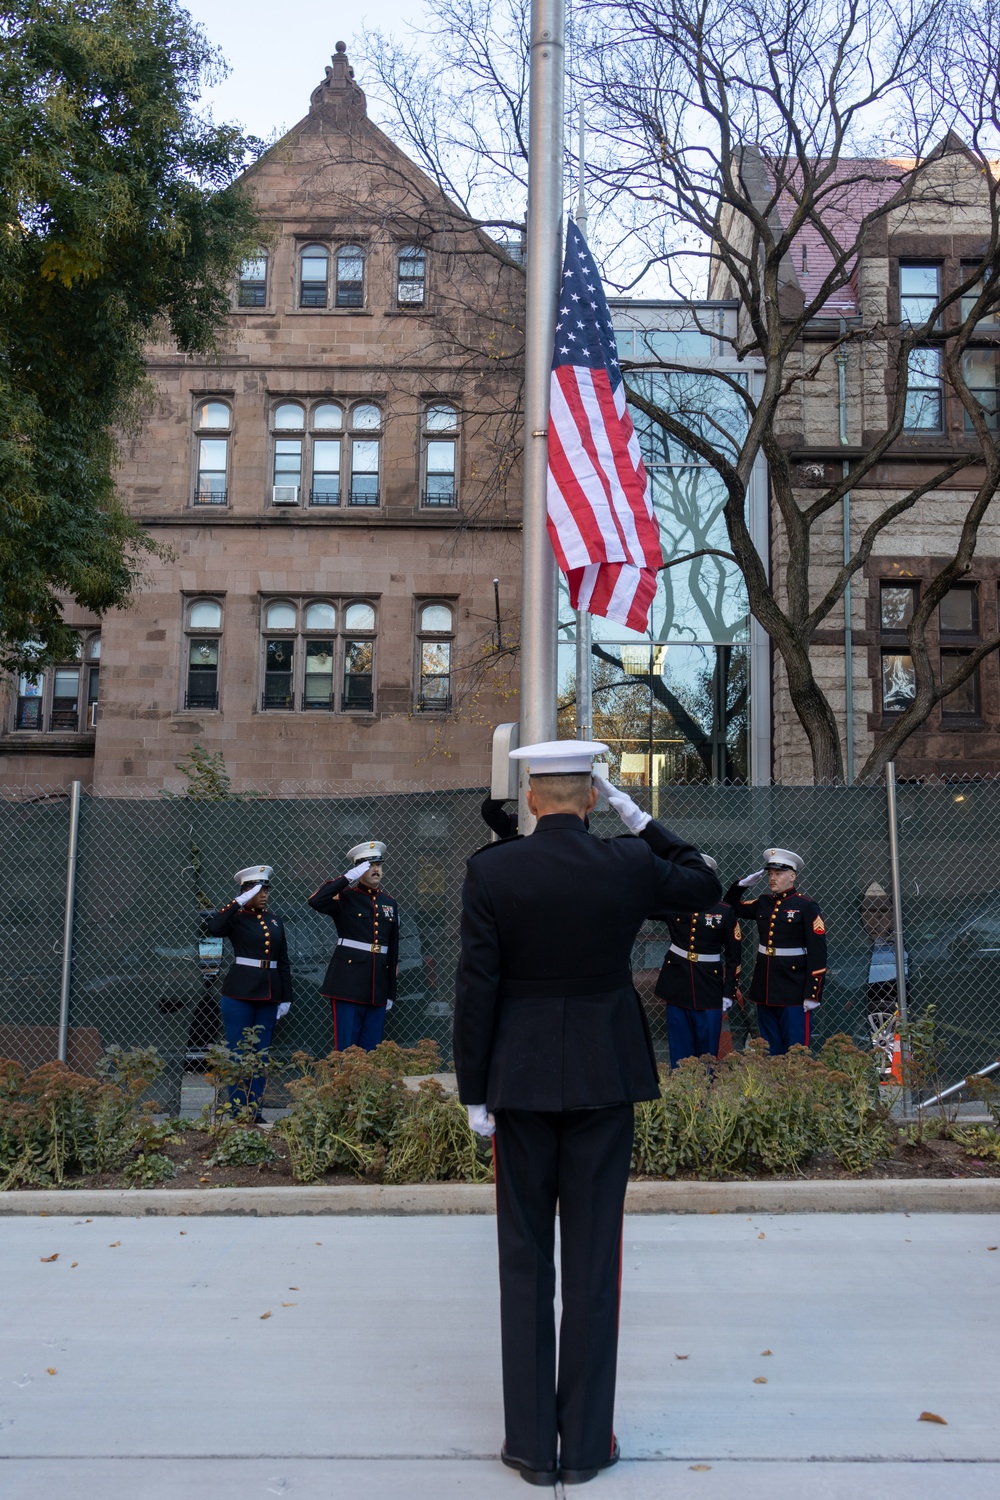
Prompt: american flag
<box><xmin>546</xmin><ymin>219</ymin><xmax>662</xmax><ymax>631</ymax></box>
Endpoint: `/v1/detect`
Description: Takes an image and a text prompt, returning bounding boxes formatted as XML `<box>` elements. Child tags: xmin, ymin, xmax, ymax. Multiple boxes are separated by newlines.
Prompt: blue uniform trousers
<box><xmin>665</xmin><ymin>1004</ymin><xmax>723</xmax><ymax>1067</ymax></box>
<box><xmin>219</xmin><ymin>995</ymin><xmax>278</xmax><ymax>1118</ymax></box>
<box><xmin>756</xmin><ymin>1003</ymin><xmax>809</xmax><ymax>1056</ymax></box>
<box><xmin>331</xmin><ymin>998</ymin><xmax>387</xmax><ymax>1052</ymax></box>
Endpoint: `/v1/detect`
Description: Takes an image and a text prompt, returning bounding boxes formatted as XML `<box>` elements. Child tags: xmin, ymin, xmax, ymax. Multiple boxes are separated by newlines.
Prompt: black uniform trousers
<box><xmin>493</xmin><ymin>1102</ymin><xmax>634</xmax><ymax>1471</ymax></box>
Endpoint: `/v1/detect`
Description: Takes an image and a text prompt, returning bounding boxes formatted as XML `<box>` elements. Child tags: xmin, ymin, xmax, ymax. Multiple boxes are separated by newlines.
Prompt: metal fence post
<box><xmin>885</xmin><ymin>761</ymin><xmax>911</xmax><ymax>1115</ymax></box>
<box><xmin>57</xmin><ymin>780</ymin><xmax>82</xmax><ymax>1064</ymax></box>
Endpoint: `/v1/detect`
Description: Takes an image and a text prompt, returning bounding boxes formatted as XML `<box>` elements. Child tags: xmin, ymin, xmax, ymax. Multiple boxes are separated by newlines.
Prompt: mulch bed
<box><xmin>6</xmin><ymin>1129</ymin><xmax>1000</xmax><ymax>1191</ymax></box>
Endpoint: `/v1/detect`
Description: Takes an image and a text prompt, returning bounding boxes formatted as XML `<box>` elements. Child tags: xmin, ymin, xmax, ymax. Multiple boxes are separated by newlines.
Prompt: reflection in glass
<box><xmin>880</xmin><ymin>584</ymin><xmax>917</xmax><ymax>630</ymax></box>
<box><xmin>304</xmin><ymin>640</ymin><xmax>335</xmax><ymax>708</ymax></box>
<box><xmin>941</xmin><ymin>650</ymin><xmax>979</xmax><ymax>715</ymax></box>
<box><xmin>882</xmin><ymin>653</ymin><xmax>916</xmax><ymax>712</ymax></box>
<box><xmin>940</xmin><ymin>584</ymin><xmax>977</xmax><ymax>635</ymax></box>
<box><xmin>188</xmin><ymin>599</ymin><xmax>222</xmax><ymax>629</ymax></box>
<box><xmin>343</xmin><ymin>640</ymin><xmax>374</xmax><ymax>710</ymax></box>
<box><xmin>558</xmin><ymin>640</ymin><xmax>748</xmax><ymax>783</ymax></box>
<box><xmin>264</xmin><ymin>639</ymin><xmax>294</xmax><ymax>708</ymax></box>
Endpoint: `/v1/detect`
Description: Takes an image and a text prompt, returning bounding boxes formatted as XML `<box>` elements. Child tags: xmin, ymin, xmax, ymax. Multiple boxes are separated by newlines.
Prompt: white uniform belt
<box><xmin>758</xmin><ymin>945</ymin><xmax>807</xmax><ymax>957</ymax></box>
<box><xmin>235</xmin><ymin>955</ymin><xmax>278</xmax><ymax>969</ymax></box>
<box><xmin>669</xmin><ymin>943</ymin><xmax>722</xmax><ymax>963</ymax></box>
<box><xmin>338</xmin><ymin>937</ymin><xmax>388</xmax><ymax>955</ymax></box>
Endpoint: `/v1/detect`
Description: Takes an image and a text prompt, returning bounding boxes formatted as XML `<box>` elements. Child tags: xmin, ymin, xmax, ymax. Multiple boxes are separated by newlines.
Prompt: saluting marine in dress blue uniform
<box><xmin>308</xmin><ymin>839</ymin><xmax>399</xmax><ymax>1052</ymax></box>
<box><xmin>652</xmin><ymin>862</ymin><xmax>742</xmax><ymax>1066</ymax></box>
<box><xmin>203</xmin><ymin>863</ymin><xmax>293</xmax><ymax>1121</ymax></box>
<box><xmin>724</xmin><ymin>848</ymin><xmax>827</xmax><ymax>1055</ymax></box>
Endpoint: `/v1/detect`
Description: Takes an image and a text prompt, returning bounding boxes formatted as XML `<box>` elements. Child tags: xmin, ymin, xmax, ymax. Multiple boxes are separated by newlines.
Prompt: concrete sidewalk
<box><xmin>1</xmin><ymin>1213</ymin><xmax>998</xmax><ymax>1498</ymax></box>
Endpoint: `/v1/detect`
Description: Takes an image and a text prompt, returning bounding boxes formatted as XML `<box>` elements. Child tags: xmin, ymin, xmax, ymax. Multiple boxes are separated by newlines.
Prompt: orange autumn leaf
<box><xmin>46</xmin><ymin>1368</ymin><xmax>56</xmax><ymax>1376</ymax></box>
<box><xmin>689</xmin><ymin>1464</ymin><xmax>712</xmax><ymax>1471</ymax></box>
<box><xmin>39</xmin><ymin>1254</ymin><xmax>59</xmax><ymax>1263</ymax></box>
<box><xmin>71</xmin><ymin>1262</ymin><xmax>78</xmax><ymax>1268</ymax></box>
<box><xmin>281</xmin><ymin>1302</ymin><xmax>297</xmax><ymax>1307</ymax></box>
<box><xmin>260</xmin><ymin>1311</ymin><xmax>272</xmax><ymax>1320</ymax></box>
<box><xmin>761</xmin><ymin>1350</ymin><xmax>773</xmax><ymax>1356</ymax></box>
<box><xmin>758</xmin><ymin>1232</ymin><xmax>765</xmax><ymax>1240</ymax></box>
<box><xmin>918</xmin><ymin>1411</ymin><xmax>947</xmax><ymax>1424</ymax></box>
<box><xmin>108</xmin><ymin>1241</ymin><xmax>120</xmax><ymax>1248</ymax></box>
<box><xmin>753</xmin><ymin>1376</ymin><xmax>768</xmax><ymax>1384</ymax></box>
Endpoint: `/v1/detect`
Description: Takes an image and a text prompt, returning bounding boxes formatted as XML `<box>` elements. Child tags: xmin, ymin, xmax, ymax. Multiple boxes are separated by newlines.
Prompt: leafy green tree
<box><xmin>0</xmin><ymin>0</ymin><xmax>259</xmax><ymax>670</ymax></box>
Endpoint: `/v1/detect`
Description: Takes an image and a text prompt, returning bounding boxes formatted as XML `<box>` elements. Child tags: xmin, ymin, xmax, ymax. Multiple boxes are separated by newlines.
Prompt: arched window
<box><xmin>416</xmin><ymin>601</ymin><xmax>454</xmax><ymax>711</ymax></box>
<box><xmin>343</xmin><ymin>602</ymin><xmax>376</xmax><ymax>712</ymax></box>
<box><xmin>336</xmin><ymin>245</ymin><xmax>365</xmax><ymax>308</ymax></box>
<box><xmin>397</xmin><ymin>246</ymin><xmax>426</xmax><ymax>307</ymax></box>
<box><xmin>423</xmin><ymin>403</ymin><xmax>459</xmax><ymax>507</ymax></box>
<box><xmin>271</xmin><ymin>405</ymin><xmax>305</xmax><ymax>505</ymax></box>
<box><xmin>309</xmin><ymin>405</ymin><xmax>343</xmax><ymax>506</ymax></box>
<box><xmin>184</xmin><ymin>598</ymin><xmax>223</xmax><ymax>710</ymax></box>
<box><xmin>345</xmin><ymin>602</ymin><xmax>376</xmax><ymax>631</ymax></box>
<box><xmin>188</xmin><ymin>599</ymin><xmax>223</xmax><ymax>630</ymax></box>
<box><xmin>265</xmin><ymin>601</ymin><xmax>297</xmax><ymax>630</ymax></box>
<box><xmin>300</xmin><ymin>244</ymin><xmax>329</xmax><ymax>307</ymax></box>
<box><xmin>193</xmin><ymin>401</ymin><xmax>231</xmax><ymax>505</ymax></box>
<box><xmin>238</xmin><ymin>250</ymin><xmax>268</xmax><ymax>307</ymax></box>
<box><xmin>348</xmin><ymin>404</ymin><xmax>382</xmax><ymax>506</ymax></box>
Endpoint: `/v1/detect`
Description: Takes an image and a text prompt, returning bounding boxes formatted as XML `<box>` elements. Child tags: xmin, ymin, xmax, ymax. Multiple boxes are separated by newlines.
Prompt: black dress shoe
<box><xmin>561</xmin><ymin>1437</ymin><xmax>620</xmax><ymax>1485</ymax></box>
<box><xmin>500</xmin><ymin>1444</ymin><xmax>559</xmax><ymax>1486</ymax></box>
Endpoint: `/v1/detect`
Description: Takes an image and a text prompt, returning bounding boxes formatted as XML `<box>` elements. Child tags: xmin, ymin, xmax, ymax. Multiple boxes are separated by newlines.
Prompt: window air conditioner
<box><xmin>272</xmin><ymin>485</ymin><xmax>300</xmax><ymax>505</ymax></box>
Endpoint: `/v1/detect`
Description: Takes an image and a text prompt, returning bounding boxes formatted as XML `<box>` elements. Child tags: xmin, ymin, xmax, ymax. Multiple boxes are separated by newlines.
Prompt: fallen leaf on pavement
<box><xmin>288</xmin><ymin>1287</ymin><xmax>300</xmax><ymax>1291</ymax></box>
<box><xmin>753</xmin><ymin>1377</ymin><xmax>768</xmax><ymax>1384</ymax></box>
<box><xmin>281</xmin><ymin>1302</ymin><xmax>297</xmax><ymax>1307</ymax></box>
<box><xmin>39</xmin><ymin>1254</ymin><xmax>59</xmax><ymax>1263</ymax></box>
<box><xmin>46</xmin><ymin>1369</ymin><xmax>56</xmax><ymax>1376</ymax></box>
<box><xmin>675</xmin><ymin>1354</ymin><xmax>689</xmax><ymax>1360</ymax></box>
<box><xmin>919</xmin><ymin>1411</ymin><xmax>947</xmax><ymax>1424</ymax></box>
<box><xmin>988</xmin><ymin>1246</ymin><xmax>998</xmax><ymax>1251</ymax></box>
<box><xmin>315</xmin><ymin>1242</ymin><xmax>322</xmax><ymax>1246</ymax></box>
<box><xmin>180</xmin><ymin>1231</ymin><xmax>187</xmax><ymax>1236</ymax></box>
<box><xmin>260</xmin><ymin>1312</ymin><xmax>272</xmax><ymax>1320</ymax></box>
<box><xmin>689</xmin><ymin>1464</ymin><xmax>712</xmax><ymax>1471</ymax></box>
<box><xmin>71</xmin><ymin>1262</ymin><xmax>78</xmax><ymax>1268</ymax></box>
<box><xmin>761</xmin><ymin>1350</ymin><xmax>773</xmax><ymax>1356</ymax></box>
<box><xmin>758</xmin><ymin>1232</ymin><xmax>765</xmax><ymax>1240</ymax></box>
<box><xmin>108</xmin><ymin>1242</ymin><xmax>120</xmax><ymax>1248</ymax></box>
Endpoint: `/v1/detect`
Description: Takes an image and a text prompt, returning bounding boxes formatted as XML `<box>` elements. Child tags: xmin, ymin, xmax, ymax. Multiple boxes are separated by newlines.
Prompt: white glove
<box><xmin>722</xmin><ymin>997</ymin><xmax>733</xmax><ymax>1012</ymax></box>
<box><xmin>344</xmin><ymin>860</ymin><xmax>371</xmax><ymax>882</ymax></box>
<box><xmin>235</xmin><ymin>883</ymin><xmax>262</xmax><ymax>907</ymax></box>
<box><xmin>385</xmin><ymin>998</ymin><xmax>393</xmax><ymax>1011</ymax></box>
<box><xmin>467</xmin><ymin>1104</ymin><xmax>496</xmax><ymax>1137</ymax></box>
<box><xmin>803</xmin><ymin>1000</ymin><xmax>820</xmax><ymax>1012</ymax></box>
<box><xmin>593</xmin><ymin>774</ymin><xmax>650</xmax><ymax>834</ymax></box>
<box><xmin>276</xmin><ymin>1002</ymin><xmax>290</xmax><ymax>1020</ymax></box>
<box><xmin>739</xmin><ymin>870</ymin><xmax>765</xmax><ymax>888</ymax></box>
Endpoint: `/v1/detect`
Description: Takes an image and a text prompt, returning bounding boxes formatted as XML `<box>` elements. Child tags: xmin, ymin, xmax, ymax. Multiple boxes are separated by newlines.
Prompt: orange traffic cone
<box><xmin>888</xmin><ymin>1032</ymin><xmax>904</xmax><ymax>1085</ymax></box>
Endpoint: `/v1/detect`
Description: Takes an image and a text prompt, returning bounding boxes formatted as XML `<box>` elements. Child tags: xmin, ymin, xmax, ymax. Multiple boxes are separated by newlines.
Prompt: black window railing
<box><xmin>310</xmin><ymin>486</ymin><xmax>341</xmax><ymax>506</ymax></box>
<box><xmin>342</xmin><ymin>682</ymin><xmax>374</xmax><ymax>712</ymax></box>
<box><xmin>238</xmin><ymin>283</ymin><xmax>266</xmax><ymax>307</ymax></box>
<box><xmin>422</xmin><ymin>487</ymin><xmax>456</xmax><ymax>508</ymax></box>
<box><xmin>49</xmin><ymin>708</ymin><xmax>80</xmax><ymax>732</ymax></box>
<box><xmin>262</xmin><ymin>688</ymin><xmax>295</xmax><ymax>711</ymax></box>
<box><xmin>194</xmin><ymin>488</ymin><xmax>228</xmax><ymax>505</ymax></box>
<box><xmin>302</xmin><ymin>695</ymin><xmax>336</xmax><ymax>710</ymax></box>
<box><xmin>336</xmin><ymin>284</ymin><xmax>363</xmax><ymax>308</ymax></box>
<box><xmin>417</xmin><ymin>689</ymin><xmax>452</xmax><ymax>712</ymax></box>
<box><xmin>184</xmin><ymin>690</ymin><xmax>219</xmax><ymax>710</ymax></box>
<box><xmin>348</xmin><ymin>488</ymin><xmax>380</xmax><ymax>507</ymax></box>
<box><xmin>299</xmin><ymin>284</ymin><xmax>327</xmax><ymax>308</ymax></box>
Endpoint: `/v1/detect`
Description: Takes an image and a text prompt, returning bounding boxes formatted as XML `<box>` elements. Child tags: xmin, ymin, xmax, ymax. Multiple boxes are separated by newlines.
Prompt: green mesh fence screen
<box><xmin>1</xmin><ymin>779</ymin><xmax>997</xmax><ymax>1110</ymax></box>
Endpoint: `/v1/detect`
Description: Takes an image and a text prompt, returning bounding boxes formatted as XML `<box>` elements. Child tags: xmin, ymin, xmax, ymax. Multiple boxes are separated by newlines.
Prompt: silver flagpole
<box><xmin>574</xmin><ymin>104</ymin><xmax>593</xmax><ymax>743</ymax></box>
<box><xmin>518</xmin><ymin>0</ymin><xmax>565</xmax><ymax>831</ymax></box>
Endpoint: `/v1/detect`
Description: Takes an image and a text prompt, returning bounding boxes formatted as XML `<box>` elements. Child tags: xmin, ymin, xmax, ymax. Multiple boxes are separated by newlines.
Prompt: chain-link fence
<box><xmin>2</xmin><ymin>777</ymin><xmax>998</xmax><ymax>1109</ymax></box>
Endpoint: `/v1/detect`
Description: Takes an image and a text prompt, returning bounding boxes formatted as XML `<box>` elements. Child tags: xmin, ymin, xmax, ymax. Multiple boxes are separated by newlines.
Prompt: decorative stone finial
<box><xmin>310</xmin><ymin>42</ymin><xmax>366</xmax><ymax>121</ymax></box>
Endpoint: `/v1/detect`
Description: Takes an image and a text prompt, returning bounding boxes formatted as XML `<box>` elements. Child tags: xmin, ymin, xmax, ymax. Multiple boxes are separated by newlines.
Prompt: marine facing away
<box><xmin>453</xmin><ymin>741</ymin><xmax>720</xmax><ymax>1486</ymax></box>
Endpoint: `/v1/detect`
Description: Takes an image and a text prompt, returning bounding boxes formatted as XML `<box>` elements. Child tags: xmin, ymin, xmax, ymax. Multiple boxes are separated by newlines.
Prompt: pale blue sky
<box><xmin>184</xmin><ymin>1</ymin><xmax>418</xmax><ymax>141</ymax></box>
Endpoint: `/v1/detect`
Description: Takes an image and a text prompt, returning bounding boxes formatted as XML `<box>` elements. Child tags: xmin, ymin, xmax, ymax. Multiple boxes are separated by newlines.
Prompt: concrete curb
<box><xmin>2</xmin><ymin>1177</ymin><xmax>999</xmax><ymax>1216</ymax></box>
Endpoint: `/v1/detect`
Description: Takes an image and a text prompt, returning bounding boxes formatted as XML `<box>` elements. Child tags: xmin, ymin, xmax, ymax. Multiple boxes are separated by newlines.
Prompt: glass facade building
<box><xmin>557</xmin><ymin>303</ymin><xmax>768</xmax><ymax>786</ymax></box>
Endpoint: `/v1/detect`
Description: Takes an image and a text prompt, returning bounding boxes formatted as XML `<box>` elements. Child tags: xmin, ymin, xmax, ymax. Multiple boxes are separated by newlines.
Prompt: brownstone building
<box><xmin>0</xmin><ymin>46</ymin><xmax>523</xmax><ymax>792</ymax></box>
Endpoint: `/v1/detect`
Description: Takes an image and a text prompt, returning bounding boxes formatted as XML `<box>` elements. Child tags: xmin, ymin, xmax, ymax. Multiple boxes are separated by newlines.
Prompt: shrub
<box><xmin>207</xmin><ymin>1127</ymin><xmax>277</xmax><ymax>1169</ymax></box>
<box><xmin>0</xmin><ymin>1050</ymin><xmax>166</xmax><ymax>1189</ymax></box>
<box><xmin>632</xmin><ymin>1036</ymin><xmax>893</xmax><ymax>1179</ymax></box>
<box><xmin>384</xmin><ymin>1079</ymin><xmax>493</xmax><ymax>1184</ymax></box>
<box><xmin>123</xmin><ymin>1152</ymin><xmax>176</xmax><ymax>1186</ymax></box>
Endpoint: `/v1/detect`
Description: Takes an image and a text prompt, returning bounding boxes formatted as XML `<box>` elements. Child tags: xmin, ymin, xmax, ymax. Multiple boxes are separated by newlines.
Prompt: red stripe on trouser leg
<box><xmin>613</xmin><ymin>1212</ymin><xmax>624</xmax><ymax>1458</ymax></box>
